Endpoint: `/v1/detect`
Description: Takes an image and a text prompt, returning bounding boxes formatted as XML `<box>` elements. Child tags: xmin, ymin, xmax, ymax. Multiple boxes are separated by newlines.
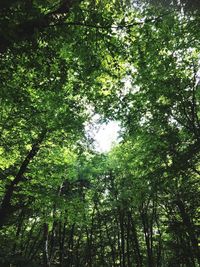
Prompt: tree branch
<box><xmin>49</xmin><ymin>14</ymin><xmax>168</xmax><ymax>30</ymax></box>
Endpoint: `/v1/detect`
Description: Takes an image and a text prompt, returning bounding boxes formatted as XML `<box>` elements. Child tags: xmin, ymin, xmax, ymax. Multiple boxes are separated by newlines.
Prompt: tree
<box><xmin>0</xmin><ymin>0</ymin><xmax>200</xmax><ymax>266</ymax></box>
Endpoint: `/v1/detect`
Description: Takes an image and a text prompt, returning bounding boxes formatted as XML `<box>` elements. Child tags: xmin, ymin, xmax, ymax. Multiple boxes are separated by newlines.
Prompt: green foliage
<box><xmin>0</xmin><ymin>1</ymin><xmax>200</xmax><ymax>266</ymax></box>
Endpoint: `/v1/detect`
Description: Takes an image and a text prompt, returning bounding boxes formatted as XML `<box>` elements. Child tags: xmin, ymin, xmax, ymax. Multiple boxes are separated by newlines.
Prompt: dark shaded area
<box><xmin>0</xmin><ymin>0</ymin><xmax>81</xmax><ymax>53</ymax></box>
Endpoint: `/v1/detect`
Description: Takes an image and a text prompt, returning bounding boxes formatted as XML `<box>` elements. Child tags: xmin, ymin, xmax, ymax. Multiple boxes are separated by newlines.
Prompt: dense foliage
<box><xmin>0</xmin><ymin>0</ymin><xmax>199</xmax><ymax>266</ymax></box>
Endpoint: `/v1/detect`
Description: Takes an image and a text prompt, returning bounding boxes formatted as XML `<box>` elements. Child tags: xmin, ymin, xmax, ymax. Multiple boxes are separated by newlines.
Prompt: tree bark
<box><xmin>128</xmin><ymin>212</ymin><xmax>143</xmax><ymax>267</ymax></box>
<box><xmin>141</xmin><ymin>211</ymin><xmax>153</xmax><ymax>267</ymax></box>
<box><xmin>176</xmin><ymin>199</ymin><xmax>200</xmax><ymax>265</ymax></box>
<box><xmin>0</xmin><ymin>130</ymin><xmax>46</xmax><ymax>228</ymax></box>
<box><xmin>43</xmin><ymin>223</ymin><xmax>50</xmax><ymax>267</ymax></box>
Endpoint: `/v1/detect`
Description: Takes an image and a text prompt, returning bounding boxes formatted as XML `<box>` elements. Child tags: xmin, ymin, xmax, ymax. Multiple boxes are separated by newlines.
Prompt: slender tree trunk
<box><xmin>29</xmin><ymin>227</ymin><xmax>43</xmax><ymax>261</ymax></box>
<box><xmin>154</xmin><ymin>212</ymin><xmax>162</xmax><ymax>267</ymax></box>
<box><xmin>126</xmin><ymin>213</ymin><xmax>131</xmax><ymax>267</ymax></box>
<box><xmin>119</xmin><ymin>209</ymin><xmax>126</xmax><ymax>267</ymax></box>
<box><xmin>85</xmin><ymin>226</ymin><xmax>93</xmax><ymax>267</ymax></box>
<box><xmin>24</xmin><ymin>217</ymin><xmax>38</xmax><ymax>257</ymax></box>
<box><xmin>68</xmin><ymin>223</ymin><xmax>75</xmax><ymax>267</ymax></box>
<box><xmin>116</xmin><ymin>216</ymin><xmax>122</xmax><ymax>267</ymax></box>
<box><xmin>141</xmin><ymin>211</ymin><xmax>153</xmax><ymax>267</ymax></box>
<box><xmin>0</xmin><ymin>130</ymin><xmax>46</xmax><ymax>228</ymax></box>
<box><xmin>43</xmin><ymin>223</ymin><xmax>50</xmax><ymax>267</ymax></box>
<box><xmin>128</xmin><ymin>212</ymin><xmax>143</xmax><ymax>267</ymax></box>
<box><xmin>176</xmin><ymin>199</ymin><xmax>200</xmax><ymax>265</ymax></box>
<box><xmin>74</xmin><ymin>230</ymin><xmax>82</xmax><ymax>267</ymax></box>
<box><xmin>12</xmin><ymin>209</ymin><xmax>24</xmax><ymax>254</ymax></box>
<box><xmin>59</xmin><ymin>222</ymin><xmax>66</xmax><ymax>267</ymax></box>
<box><xmin>105</xmin><ymin>220</ymin><xmax>116</xmax><ymax>267</ymax></box>
<box><xmin>49</xmin><ymin>220</ymin><xmax>57</xmax><ymax>265</ymax></box>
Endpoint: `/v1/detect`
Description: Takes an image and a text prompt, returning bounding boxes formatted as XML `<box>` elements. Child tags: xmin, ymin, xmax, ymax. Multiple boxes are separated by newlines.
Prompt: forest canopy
<box><xmin>0</xmin><ymin>0</ymin><xmax>200</xmax><ymax>266</ymax></box>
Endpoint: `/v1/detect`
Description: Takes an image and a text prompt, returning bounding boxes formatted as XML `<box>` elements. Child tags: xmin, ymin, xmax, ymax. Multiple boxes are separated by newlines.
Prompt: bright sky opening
<box><xmin>93</xmin><ymin>121</ymin><xmax>121</xmax><ymax>153</ymax></box>
<box><xmin>85</xmin><ymin>115</ymin><xmax>121</xmax><ymax>153</ymax></box>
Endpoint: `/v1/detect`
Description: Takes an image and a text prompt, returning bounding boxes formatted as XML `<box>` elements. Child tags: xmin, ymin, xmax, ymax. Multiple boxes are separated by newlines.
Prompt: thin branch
<box><xmin>48</xmin><ymin>13</ymin><xmax>170</xmax><ymax>30</ymax></box>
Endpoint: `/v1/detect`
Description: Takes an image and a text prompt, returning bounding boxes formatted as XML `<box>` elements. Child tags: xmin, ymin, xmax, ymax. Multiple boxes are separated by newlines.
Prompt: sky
<box><xmin>93</xmin><ymin>121</ymin><xmax>121</xmax><ymax>153</ymax></box>
<box><xmin>85</xmin><ymin>115</ymin><xmax>121</xmax><ymax>153</ymax></box>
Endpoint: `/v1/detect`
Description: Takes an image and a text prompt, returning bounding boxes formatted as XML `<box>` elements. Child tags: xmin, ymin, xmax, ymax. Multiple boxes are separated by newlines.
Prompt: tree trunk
<box><xmin>141</xmin><ymin>211</ymin><xmax>153</xmax><ymax>267</ymax></box>
<box><xmin>43</xmin><ymin>223</ymin><xmax>50</xmax><ymax>267</ymax></box>
<box><xmin>176</xmin><ymin>199</ymin><xmax>200</xmax><ymax>265</ymax></box>
<box><xmin>119</xmin><ymin>209</ymin><xmax>126</xmax><ymax>267</ymax></box>
<box><xmin>126</xmin><ymin>213</ymin><xmax>131</xmax><ymax>267</ymax></box>
<box><xmin>0</xmin><ymin>130</ymin><xmax>46</xmax><ymax>228</ymax></box>
<box><xmin>128</xmin><ymin>212</ymin><xmax>143</xmax><ymax>267</ymax></box>
<box><xmin>59</xmin><ymin>222</ymin><xmax>66</xmax><ymax>267</ymax></box>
